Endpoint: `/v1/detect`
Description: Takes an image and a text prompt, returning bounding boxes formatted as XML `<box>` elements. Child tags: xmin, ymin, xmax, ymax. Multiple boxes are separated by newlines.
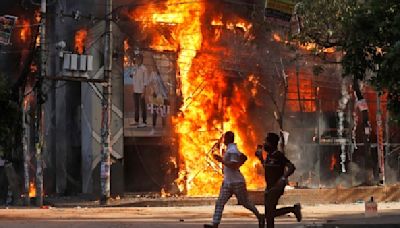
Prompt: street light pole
<box><xmin>100</xmin><ymin>0</ymin><xmax>112</xmax><ymax>204</ymax></box>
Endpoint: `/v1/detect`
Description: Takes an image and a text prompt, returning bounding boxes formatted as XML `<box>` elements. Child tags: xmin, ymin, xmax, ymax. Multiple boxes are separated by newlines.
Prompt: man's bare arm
<box><xmin>213</xmin><ymin>154</ymin><xmax>246</xmax><ymax>170</ymax></box>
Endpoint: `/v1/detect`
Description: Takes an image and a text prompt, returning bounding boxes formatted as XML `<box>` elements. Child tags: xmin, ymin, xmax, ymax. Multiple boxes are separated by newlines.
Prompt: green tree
<box><xmin>342</xmin><ymin>1</ymin><xmax>400</xmax><ymax>121</ymax></box>
<box><xmin>293</xmin><ymin>0</ymin><xmax>398</xmax><ymax>184</ymax></box>
<box><xmin>295</xmin><ymin>0</ymin><xmax>359</xmax><ymax>48</ymax></box>
<box><xmin>295</xmin><ymin>0</ymin><xmax>400</xmax><ymax>120</ymax></box>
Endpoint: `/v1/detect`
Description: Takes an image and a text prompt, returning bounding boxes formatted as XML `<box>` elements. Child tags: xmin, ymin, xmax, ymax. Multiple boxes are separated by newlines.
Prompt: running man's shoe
<box><xmin>294</xmin><ymin>203</ymin><xmax>302</xmax><ymax>222</ymax></box>
<box><xmin>258</xmin><ymin>213</ymin><xmax>265</xmax><ymax>228</ymax></box>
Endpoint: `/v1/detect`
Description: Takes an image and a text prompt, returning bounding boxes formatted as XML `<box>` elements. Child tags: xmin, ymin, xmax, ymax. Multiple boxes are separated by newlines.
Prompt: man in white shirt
<box><xmin>130</xmin><ymin>54</ymin><xmax>148</xmax><ymax>127</ymax></box>
<box><xmin>204</xmin><ymin>131</ymin><xmax>264</xmax><ymax>228</ymax></box>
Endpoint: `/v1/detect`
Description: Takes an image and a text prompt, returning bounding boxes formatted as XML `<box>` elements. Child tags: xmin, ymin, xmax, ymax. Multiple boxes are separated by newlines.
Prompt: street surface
<box><xmin>0</xmin><ymin>203</ymin><xmax>400</xmax><ymax>227</ymax></box>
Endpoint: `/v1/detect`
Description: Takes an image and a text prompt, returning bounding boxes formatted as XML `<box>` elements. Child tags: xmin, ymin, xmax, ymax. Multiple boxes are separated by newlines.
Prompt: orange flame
<box><xmin>19</xmin><ymin>19</ymin><xmax>31</xmax><ymax>42</ymax></box>
<box><xmin>29</xmin><ymin>182</ymin><xmax>36</xmax><ymax>198</ymax></box>
<box><xmin>330</xmin><ymin>154</ymin><xmax>337</xmax><ymax>171</ymax></box>
<box><xmin>74</xmin><ymin>29</ymin><xmax>87</xmax><ymax>54</ymax></box>
<box><xmin>124</xmin><ymin>39</ymin><xmax>130</xmax><ymax>66</ymax></box>
<box><xmin>300</xmin><ymin>43</ymin><xmax>336</xmax><ymax>53</ymax></box>
<box><xmin>132</xmin><ymin>1</ymin><xmax>263</xmax><ymax>196</ymax></box>
<box><xmin>211</xmin><ymin>16</ymin><xmax>223</xmax><ymax>26</ymax></box>
<box><xmin>273</xmin><ymin>33</ymin><xmax>282</xmax><ymax>42</ymax></box>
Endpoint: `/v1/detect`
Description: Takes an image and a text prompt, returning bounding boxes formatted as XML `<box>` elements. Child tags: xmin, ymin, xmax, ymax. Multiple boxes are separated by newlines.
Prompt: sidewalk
<box><xmin>41</xmin><ymin>184</ymin><xmax>400</xmax><ymax>208</ymax></box>
<box><xmin>43</xmin><ymin>195</ymin><xmax>238</xmax><ymax>207</ymax></box>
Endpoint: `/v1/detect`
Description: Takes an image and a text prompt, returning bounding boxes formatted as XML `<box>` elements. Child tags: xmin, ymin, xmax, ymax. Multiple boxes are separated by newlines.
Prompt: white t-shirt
<box><xmin>132</xmin><ymin>64</ymin><xmax>148</xmax><ymax>94</ymax></box>
<box><xmin>223</xmin><ymin>143</ymin><xmax>245</xmax><ymax>185</ymax></box>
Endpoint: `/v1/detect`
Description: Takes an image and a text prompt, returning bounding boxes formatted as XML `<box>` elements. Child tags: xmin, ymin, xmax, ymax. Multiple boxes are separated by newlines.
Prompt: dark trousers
<box><xmin>134</xmin><ymin>93</ymin><xmax>146</xmax><ymax>123</ymax></box>
<box><xmin>265</xmin><ymin>186</ymin><xmax>295</xmax><ymax>228</ymax></box>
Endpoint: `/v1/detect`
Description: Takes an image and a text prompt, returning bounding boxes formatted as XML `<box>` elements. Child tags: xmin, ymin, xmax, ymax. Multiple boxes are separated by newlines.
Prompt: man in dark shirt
<box><xmin>256</xmin><ymin>132</ymin><xmax>302</xmax><ymax>228</ymax></box>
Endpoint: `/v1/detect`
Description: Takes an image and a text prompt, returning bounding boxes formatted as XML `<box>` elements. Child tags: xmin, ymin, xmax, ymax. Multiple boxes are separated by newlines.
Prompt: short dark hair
<box><xmin>224</xmin><ymin>131</ymin><xmax>234</xmax><ymax>144</ymax></box>
<box><xmin>266</xmin><ymin>132</ymin><xmax>279</xmax><ymax>147</ymax></box>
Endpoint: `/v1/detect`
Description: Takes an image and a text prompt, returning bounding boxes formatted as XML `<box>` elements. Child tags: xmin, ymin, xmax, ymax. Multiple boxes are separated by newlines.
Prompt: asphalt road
<box><xmin>0</xmin><ymin>203</ymin><xmax>399</xmax><ymax>228</ymax></box>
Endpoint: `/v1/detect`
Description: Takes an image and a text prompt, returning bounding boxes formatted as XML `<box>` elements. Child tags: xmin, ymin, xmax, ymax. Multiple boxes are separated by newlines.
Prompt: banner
<box><xmin>0</xmin><ymin>15</ymin><xmax>17</xmax><ymax>45</ymax></box>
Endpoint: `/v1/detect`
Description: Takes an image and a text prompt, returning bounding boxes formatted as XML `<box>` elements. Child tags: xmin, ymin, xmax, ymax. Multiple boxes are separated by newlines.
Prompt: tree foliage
<box><xmin>294</xmin><ymin>0</ymin><xmax>359</xmax><ymax>48</ymax></box>
<box><xmin>342</xmin><ymin>1</ymin><xmax>400</xmax><ymax>120</ymax></box>
<box><xmin>296</xmin><ymin>0</ymin><xmax>400</xmax><ymax>121</ymax></box>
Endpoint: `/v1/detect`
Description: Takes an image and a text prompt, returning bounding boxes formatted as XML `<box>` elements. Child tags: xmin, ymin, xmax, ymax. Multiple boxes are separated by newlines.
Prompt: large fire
<box><xmin>131</xmin><ymin>0</ymin><xmax>264</xmax><ymax>195</ymax></box>
<box><xmin>74</xmin><ymin>29</ymin><xmax>87</xmax><ymax>54</ymax></box>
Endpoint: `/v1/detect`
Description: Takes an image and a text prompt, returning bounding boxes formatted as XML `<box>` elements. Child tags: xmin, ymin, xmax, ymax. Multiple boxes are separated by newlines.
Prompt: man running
<box><xmin>204</xmin><ymin>131</ymin><xmax>264</xmax><ymax>228</ymax></box>
<box><xmin>255</xmin><ymin>132</ymin><xmax>302</xmax><ymax>228</ymax></box>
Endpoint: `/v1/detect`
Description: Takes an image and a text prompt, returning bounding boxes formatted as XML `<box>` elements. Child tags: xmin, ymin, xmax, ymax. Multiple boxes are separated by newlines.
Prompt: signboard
<box><xmin>265</xmin><ymin>0</ymin><xmax>295</xmax><ymax>22</ymax></box>
<box><xmin>0</xmin><ymin>15</ymin><xmax>17</xmax><ymax>45</ymax></box>
<box><xmin>124</xmin><ymin>50</ymin><xmax>176</xmax><ymax>137</ymax></box>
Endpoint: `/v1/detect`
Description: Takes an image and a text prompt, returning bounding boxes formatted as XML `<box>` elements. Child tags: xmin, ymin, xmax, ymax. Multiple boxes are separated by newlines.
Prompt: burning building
<box><xmin>1</xmin><ymin>0</ymin><xmax>400</xmax><ymax>204</ymax></box>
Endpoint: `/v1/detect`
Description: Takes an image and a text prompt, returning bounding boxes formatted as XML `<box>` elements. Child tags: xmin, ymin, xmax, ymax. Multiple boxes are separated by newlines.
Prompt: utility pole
<box><xmin>385</xmin><ymin>103</ymin><xmax>390</xmax><ymax>183</ymax></box>
<box><xmin>35</xmin><ymin>0</ymin><xmax>46</xmax><ymax>207</ymax></box>
<box><xmin>100</xmin><ymin>0</ymin><xmax>112</xmax><ymax>204</ymax></box>
<box><xmin>22</xmin><ymin>97</ymin><xmax>30</xmax><ymax>206</ymax></box>
<box><xmin>376</xmin><ymin>92</ymin><xmax>385</xmax><ymax>184</ymax></box>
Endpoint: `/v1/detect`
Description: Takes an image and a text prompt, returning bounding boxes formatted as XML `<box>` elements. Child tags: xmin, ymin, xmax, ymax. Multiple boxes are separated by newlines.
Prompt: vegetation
<box><xmin>341</xmin><ymin>1</ymin><xmax>400</xmax><ymax>121</ymax></box>
<box><xmin>295</xmin><ymin>0</ymin><xmax>400</xmax><ymax>121</ymax></box>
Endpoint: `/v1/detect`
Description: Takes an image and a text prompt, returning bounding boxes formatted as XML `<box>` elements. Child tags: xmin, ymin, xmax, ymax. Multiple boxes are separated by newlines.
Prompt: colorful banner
<box><xmin>0</xmin><ymin>15</ymin><xmax>17</xmax><ymax>45</ymax></box>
